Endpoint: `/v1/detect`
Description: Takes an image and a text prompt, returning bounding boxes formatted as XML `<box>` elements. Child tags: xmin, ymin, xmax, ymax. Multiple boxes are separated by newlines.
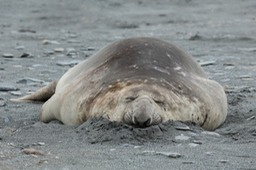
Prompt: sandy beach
<box><xmin>0</xmin><ymin>0</ymin><xmax>256</xmax><ymax>169</ymax></box>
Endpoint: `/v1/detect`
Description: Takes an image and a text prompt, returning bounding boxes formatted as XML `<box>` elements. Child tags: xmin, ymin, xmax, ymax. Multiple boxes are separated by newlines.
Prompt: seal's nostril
<box><xmin>133</xmin><ymin>114</ymin><xmax>152</xmax><ymax>127</ymax></box>
<box><xmin>143</xmin><ymin>118</ymin><xmax>151</xmax><ymax>127</ymax></box>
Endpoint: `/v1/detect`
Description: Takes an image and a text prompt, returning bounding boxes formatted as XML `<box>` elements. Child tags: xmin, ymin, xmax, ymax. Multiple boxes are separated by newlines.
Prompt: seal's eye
<box><xmin>125</xmin><ymin>96</ymin><xmax>137</xmax><ymax>102</ymax></box>
<box><xmin>154</xmin><ymin>100</ymin><xmax>165</xmax><ymax>106</ymax></box>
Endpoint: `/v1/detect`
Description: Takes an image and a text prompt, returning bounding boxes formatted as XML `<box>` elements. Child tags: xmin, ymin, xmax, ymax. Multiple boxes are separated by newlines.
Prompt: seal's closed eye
<box><xmin>154</xmin><ymin>100</ymin><xmax>165</xmax><ymax>105</ymax></box>
<box><xmin>125</xmin><ymin>96</ymin><xmax>137</xmax><ymax>102</ymax></box>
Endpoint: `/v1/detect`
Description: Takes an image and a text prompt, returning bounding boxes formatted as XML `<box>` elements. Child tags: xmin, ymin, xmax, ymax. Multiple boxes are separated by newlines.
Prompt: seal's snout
<box><xmin>123</xmin><ymin>95</ymin><xmax>163</xmax><ymax>128</ymax></box>
<box><xmin>131</xmin><ymin>96</ymin><xmax>155</xmax><ymax>127</ymax></box>
<box><xmin>133</xmin><ymin>112</ymin><xmax>152</xmax><ymax>127</ymax></box>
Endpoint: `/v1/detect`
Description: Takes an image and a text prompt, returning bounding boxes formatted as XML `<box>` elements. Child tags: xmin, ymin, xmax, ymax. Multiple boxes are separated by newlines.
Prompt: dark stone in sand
<box><xmin>0</xmin><ymin>84</ymin><xmax>19</xmax><ymax>92</ymax></box>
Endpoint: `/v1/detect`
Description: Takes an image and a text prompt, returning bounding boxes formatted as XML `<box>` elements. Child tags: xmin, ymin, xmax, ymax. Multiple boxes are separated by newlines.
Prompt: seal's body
<box><xmin>12</xmin><ymin>37</ymin><xmax>227</xmax><ymax>130</ymax></box>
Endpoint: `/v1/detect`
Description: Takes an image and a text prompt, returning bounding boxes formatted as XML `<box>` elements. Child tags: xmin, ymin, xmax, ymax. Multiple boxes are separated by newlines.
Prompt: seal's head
<box><xmin>90</xmin><ymin>82</ymin><xmax>168</xmax><ymax>128</ymax></box>
<box><xmin>123</xmin><ymin>94</ymin><xmax>163</xmax><ymax>127</ymax></box>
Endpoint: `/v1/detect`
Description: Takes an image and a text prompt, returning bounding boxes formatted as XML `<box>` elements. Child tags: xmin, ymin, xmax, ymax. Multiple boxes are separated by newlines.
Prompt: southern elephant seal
<box><xmin>12</xmin><ymin>37</ymin><xmax>227</xmax><ymax>130</ymax></box>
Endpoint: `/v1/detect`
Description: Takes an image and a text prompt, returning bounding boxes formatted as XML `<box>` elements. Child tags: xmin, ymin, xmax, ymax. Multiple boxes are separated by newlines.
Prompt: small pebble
<box><xmin>239</xmin><ymin>48</ymin><xmax>256</xmax><ymax>52</ymax></box>
<box><xmin>189</xmin><ymin>34</ymin><xmax>203</xmax><ymax>40</ymax></box>
<box><xmin>242</xmin><ymin>77</ymin><xmax>254</xmax><ymax>81</ymax></box>
<box><xmin>18</xmin><ymin>29</ymin><xmax>36</xmax><ymax>33</ymax></box>
<box><xmin>67</xmin><ymin>39</ymin><xmax>80</xmax><ymax>43</ymax></box>
<box><xmin>0</xmin><ymin>100</ymin><xmax>6</xmax><ymax>107</ymax></box>
<box><xmin>134</xmin><ymin>145</ymin><xmax>142</xmax><ymax>149</ymax></box>
<box><xmin>56</xmin><ymin>54</ymin><xmax>65</xmax><ymax>58</ymax></box>
<box><xmin>0</xmin><ymin>84</ymin><xmax>18</xmax><ymax>91</ymax></box>
<box><xmin>188</xmin><ymin>143</ymin><xmax>199</xmax><ymax>147</ymax></box>
<box><xmin>13</xmin><ymin>65</ymin><xmax>23</xmax><ymax>68</ymax></box>
<box><xmin>192</xmin><ymin>140</ymin><xmax>203</xmax><ymax>144</ymax></box>
<box><xmin>175</xmin><ymin>134</ymin><xmax>190</xmax><ymax>141</ymax></box>
<box><xmin>121</xmin><ymin>143</ymin><xmax>132</xmax><ymax>147</ymax></box>
<box><xmin>219</xmin><ymin>160</ymin><xmax>228</xmax><ymax>163</ymax></box>
<box><xmin>141</xmin><ymin>150</ymin><xmax>155</xmax><ymax>155</ymax></box>
<box><xmin>214</xmin><ymin>73</ymin><xmax>225</xmax><ymax>76</ymax></box>
<box><xmin>38</xmin><ymin>142</ymin><xmax>45</xmax><ymax>146</ymax></box>
<box><xmin>15</xmin><ymin>46</ymin><xmax>25</xmax><ymax>50</ymax></box>
<box><xmin>200</xmin><ymin>61</ymin><xmax>216</xmax><ymax>67</ymax></box>
<box><xmin>42</xmin><ymin>40</ymin><xmax>60</xmax><ymax>45</ymax></box>
<box><xmin>10</xmin><ymin>91</ymin><xmax>22</xmax><ymax>96</ymax></box>
<box><xmin>223</xmin><ymin>63</ymin><xmax>235</xmax><ymax>66</ymax></box>
<box><xmin>22</xmin><ymin>148</ymin><xmax>45</xmax><ymax>156</ymax></box>
<box><xmin>56</xmin><ymin>60</ymin><xmax>80</xmax><ymax>67</ymax></box>
<box><xmin>238</xmin><ymin>75</ymin><xmax>251</xmax><ymax>79</ymax></box>
<box><xmin>246</xmin><ymin>116</ymin><xmax>255</xmax><ymax>121</ymax></box>
<box><xmin>44</xmin><ymin>50</ymin><xmax>55</xmax><ymax>55</ymax></box>
<box><xmin>54</xmin><ymin>48</ymin><xmax>64</xmax><ymax>53</ymax></box>
<box><xmin>156</xmin><ymin>152</ymin><xmax>182</xmax><ymax>158</ymax></box>
<box><xmin>4</xmin><ymin>116</ymin><xmax>12</xmax><ymax>123</ymax></box>
<box><xmin>8</xmin><ymin>143</ymin><xmax>15</xmax><ymax>146</ymax></box>
<box><xmin>37</xmin><ymin>160</ymin><xmax>48</xmax><ymax>165</ymax></box>
<box><xmin>141</xmin><ymin>150</ymin><xmax>182</xmax><ymax>158</ymax></box>
<box><xmin>2</xmin><ymin>53</ymin><xmax>14</xmax><ymax>58</ymax></box>
<box><xmin>66</xmin><ymin>48</ymin><xmax>76</xmax><ymax>56</ymax></box>
<box><xmin>182</xmin><ymin>161</ymin><xmax>195</xmax><ymax>164</ymax></box>
<box><xmin>224</xmin><ymin>66</ymin><xmax>235</xmax><ymax>70</ymax></box>
<box><xmin>175</xmin><ymin>125</ymin><xmax>190</xmax><ymax>131</ymax></box>
<box><xmin>202</xmin><ymin>131</ymin><xmax>220</xmax><ymax>137</ymax></box>
<box><xmin>20</xmin><ymin>52</ymin><xmax>33</xmax><ymax>58</ymax></box>
<box><xmin>68</xmin><ymin>34</ymin><xmax>78</xmax><ymax>38</ymax></box>
<box><xmin>66</xmin><ymin>48</ymin><xmax>75</xmax><ymax>53</ymax></box>
<box><xmin>206</xmin><ymin>151</ymin><xmax>214</xmax><ymax>156</ymax></box>
<box><xmin>17</xmin><ymin>78</ymin><xmax>44</xmax><ymax>84</ymax></box>
<box><xmin>86</xmin><ymin>47</ymin><xmax>95</xmax><ymax>51</ymax></box>
<box><xmin>188</xmin><ymin>132</ymin><xmax>199</xmax><ymax>136</ymax></box>
<box><xmin>32</xmin><ymin>64</ymin><xmax>43</xmax><ymax>67</ymax></box>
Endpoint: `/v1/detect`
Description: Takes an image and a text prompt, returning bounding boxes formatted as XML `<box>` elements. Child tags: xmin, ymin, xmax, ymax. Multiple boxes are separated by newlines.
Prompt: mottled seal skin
<box><xmin>12</xmin><ymin>37</ymin><xmax>227</xmax><ymax>130</ymax></box>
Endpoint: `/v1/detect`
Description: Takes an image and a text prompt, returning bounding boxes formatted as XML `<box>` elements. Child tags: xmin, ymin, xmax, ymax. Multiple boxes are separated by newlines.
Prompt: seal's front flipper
<box><xmin>10</xmin><ymin>81</ymin><xmax>58</xmax><ymax>102</ymax></box>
